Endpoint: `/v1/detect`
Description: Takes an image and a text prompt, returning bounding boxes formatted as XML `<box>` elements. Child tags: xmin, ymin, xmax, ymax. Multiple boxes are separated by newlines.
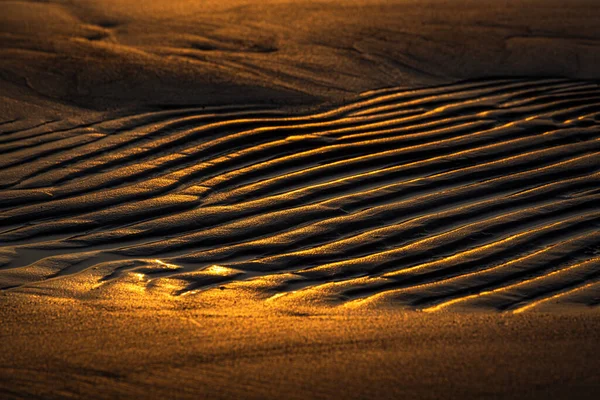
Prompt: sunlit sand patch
<box><xmin>147</xmin><ymin>264</ymin><xmax>246</xmax><ymax>296</ymax></box>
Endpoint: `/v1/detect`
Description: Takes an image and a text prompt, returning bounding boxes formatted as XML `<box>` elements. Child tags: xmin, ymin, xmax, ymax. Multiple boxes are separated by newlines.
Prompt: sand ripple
<box><xmin>1</xmin><ymin>78</ymin><xmax>599</xmax><ymax>312</ymax></box>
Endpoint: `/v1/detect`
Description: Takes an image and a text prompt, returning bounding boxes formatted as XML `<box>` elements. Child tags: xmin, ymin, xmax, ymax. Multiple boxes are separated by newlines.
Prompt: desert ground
<box><xmin>1</xmin><ymin>1</ymin><xmax>600</xmax><ymax>399</ymax></box>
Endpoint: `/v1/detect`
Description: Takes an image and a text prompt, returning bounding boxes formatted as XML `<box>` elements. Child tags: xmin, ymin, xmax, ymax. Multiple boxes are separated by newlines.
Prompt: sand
<box><xmin>1</xmin><ymin>0</ymin><xmax>600</xmax><ymax>399</ymax></box>
<box><xmin>2</xmin><ymin>294</ymin><xmax>600</xmax><ymax>400</ymax></box>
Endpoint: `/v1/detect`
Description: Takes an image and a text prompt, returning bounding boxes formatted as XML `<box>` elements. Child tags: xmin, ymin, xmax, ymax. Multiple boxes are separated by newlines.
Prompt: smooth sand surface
<box><xmin>1</xmin><ymin>294</ymin><xmax>600</xmax><ymax>400</ymax></box>
<box><xmin>2</xmin><ymin>0</ymin><xmax>600</xmax><ymax>114</ymax></box>
<box><xmin>1</xmin><ymin>0</ymin><xmax>600</xmax><ymax>399</ymax></box>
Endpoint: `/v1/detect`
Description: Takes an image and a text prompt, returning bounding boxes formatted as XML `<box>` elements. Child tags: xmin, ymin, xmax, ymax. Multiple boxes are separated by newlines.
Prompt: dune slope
<box><xmin>1</xmin><ymin>1</ymin><xmax>600</xmax><ymax>399</ymax></box>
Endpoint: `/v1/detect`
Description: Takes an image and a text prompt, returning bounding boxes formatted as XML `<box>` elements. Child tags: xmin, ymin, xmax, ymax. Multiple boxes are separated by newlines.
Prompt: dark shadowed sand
<box><xmin>1</xmin><ymin>0</ymin><xmax>600</xmax><ymax>399</ymax></box>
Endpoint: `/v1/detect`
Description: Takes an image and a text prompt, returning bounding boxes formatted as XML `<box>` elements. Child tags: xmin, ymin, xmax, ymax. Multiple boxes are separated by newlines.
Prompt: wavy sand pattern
<box><xmin>1</xmin><ymin>78</ymin><xmax>599</xmax><ymax>312</ymax></box>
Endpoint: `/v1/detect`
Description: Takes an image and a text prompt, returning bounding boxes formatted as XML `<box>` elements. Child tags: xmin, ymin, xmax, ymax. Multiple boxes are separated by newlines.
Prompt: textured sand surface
<box><xmin>2</xmin><ymin>79</ymin><xmax>600</xmax><ymax>313</ymax></box>
<box><xmin>1</xmin><ymin>0</ymin><xmax>600</xmax><ymax>399</ymax></box>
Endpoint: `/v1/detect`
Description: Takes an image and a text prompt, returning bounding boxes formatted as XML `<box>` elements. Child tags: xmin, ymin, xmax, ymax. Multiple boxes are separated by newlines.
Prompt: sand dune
<box><xmin>2</xmin><ymin>1</ymin><xmax>600</xmax><ymax>399</ymax></box>
<box><xmin>1</xmin><ymin>78</ymin><xmax>598</xmax><ymax>312</ymax></box>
